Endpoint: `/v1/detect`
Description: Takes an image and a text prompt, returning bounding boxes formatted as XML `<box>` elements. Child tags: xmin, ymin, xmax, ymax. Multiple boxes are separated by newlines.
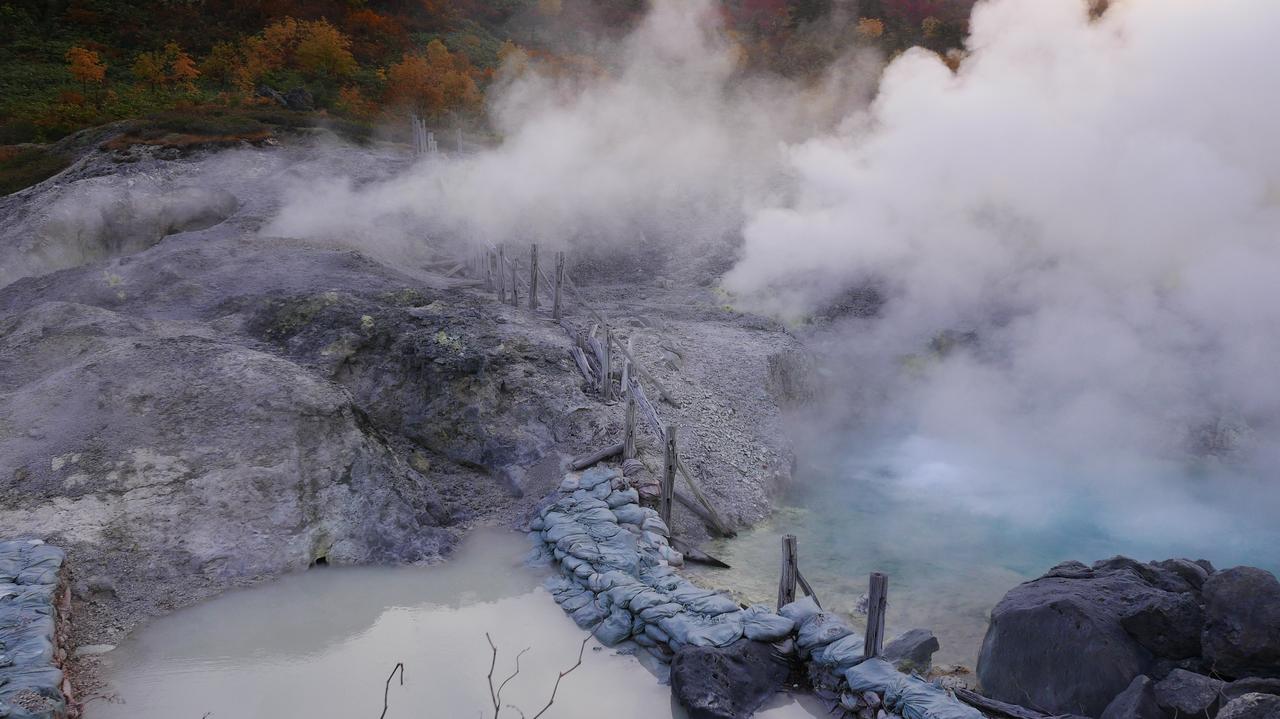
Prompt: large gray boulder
<box><xmin>1100</xmin><ymin>676</ymin><xmax>1166</xmax><ymax>719</ymax></box>
<box><xmin>1154</xmin><ymin>669</ymin><xmax>1224</xmax><ymax>718</ymax></box>
<box><xmin>1217</xmin><ymin>694</ymin><xmax>1280</xmax><ymax>719</ymax></box>
<box><xmin>977</xmin><ymin>557</ymin><xmax>1200</xmax><ymax>717</ymax></box>
<box><xmin>670</xmin><ymin>639</ymin><xmax>792</xmax><ymax>719</ymax></box>
<box><xmin>1201</xmin><ymin>568</ymin><xmax>1280</xmax><ymax>679</ymax></box>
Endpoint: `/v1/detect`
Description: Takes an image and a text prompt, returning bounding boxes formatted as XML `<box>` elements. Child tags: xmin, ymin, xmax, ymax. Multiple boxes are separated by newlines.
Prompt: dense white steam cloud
<box><xmin>725</xmin><ymin>0</ymin><xmax>1280</xmax><ymax>552</ymax></box>
<box><xmin>269</xmin><ymin>0</ymin><xmax>1280</xmax><ymax>558</ymax></box>
<box><xmin>267</xmin><ymin>0</ymin><xmax>877</xmax><ymax>252</ymax></box>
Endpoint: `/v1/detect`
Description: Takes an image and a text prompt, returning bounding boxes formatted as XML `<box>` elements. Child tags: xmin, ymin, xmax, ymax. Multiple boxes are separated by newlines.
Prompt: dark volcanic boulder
<box><xmin>1201</xmin><ymin>568</ymin><xmax>1280</xmax><ymax>679</ymax></box>
<box><xmin>883</xmin><ymin>629</ymin><xmax>941</xmax><ymax>675</ymax></box>
<box><xmin>977</xmin><ymin>557</ymin><xmax>1193</xmax><ymax>717</ymax></box>
<box><xmin>671</xmin><ymin>639</ymin><xmax>791</xmax><ymax>719</ymax></box>
<box><xmin>1225</xmin><ymin>679</ymin><xmax>1280</xmax><ymax>702</ymax></box>
<box><xmin>1121</xmin><ymin>591</ymin><xmax>1204</xmax><ymax>659</ymax></box>
<box><xmin>1100</xmin><ymin>676</ymin><xmax>1165</xmax><ymax>719</ymax></box>
<box><xmin>1154</xmin><ymin>669</ymin><xmax>1224</xmax><ymax>718</ymax></box>
<box><xmin>1217</xmin><ymin>694</ymin><xmax>1280</xmax><ymax>719</ymax></box>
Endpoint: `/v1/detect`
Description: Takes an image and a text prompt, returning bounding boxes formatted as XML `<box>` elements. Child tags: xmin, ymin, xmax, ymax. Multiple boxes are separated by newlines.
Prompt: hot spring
<box><xmin>687</xmin><ymin>436</ymin><xmax>1280</xmax><ymax>669</ymax></box>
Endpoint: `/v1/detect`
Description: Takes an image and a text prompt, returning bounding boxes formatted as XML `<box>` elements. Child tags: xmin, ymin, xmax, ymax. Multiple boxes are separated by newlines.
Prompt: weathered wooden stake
<box><xmin>510</xmin><ymin>258</ymin><xmax>519</xmax><ymax>307</ymax></box>
<box><xmin>602</xmin><ymin>327</ymin><xmax>614</xmax><ymax>401</ymax></box>
<box><xmin>529</xmin><ymin>244</ymin><xmax>540</xmax><ymax>310</ymax></box>
<box><xmin>485</xmin><ymin>250</ymin><xmax>495</xmax><ymax>290</ymax></box>
<box><xmin>864</xmin><ymin>572</ymin><xmax>888</xmax><ymax>658</ymax></box>
<box><xmin>497</xmin><ymin>245</ymin><xmax>507</xmax><ymax>302</ymax></box>
<box><xmin>624</xmin><ymin>392</ymin><xmax>637</xmax><ymax>460</ymax></box>
<box><xmin>661</xmin><ymin>424</ymin><xmax>677</xmax><ymax>528</ymax></box>
<box><xmin>553</xmin><ymin>251</ymin><xmax>565</xmax><ymax>321</ymax></box>
<box><xmin>778</xmin><ymin>534</ymin><xmax>798</xmax><ymax>610</ymax></box>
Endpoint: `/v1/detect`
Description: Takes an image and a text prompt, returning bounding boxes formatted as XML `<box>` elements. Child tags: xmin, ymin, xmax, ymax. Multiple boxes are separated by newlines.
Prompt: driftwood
<box><xmin>674</xmin><ymin>489</ymin><xmax>727</xmax><ymax>537</ymax></box>
<box><xmin>629</xmin><ymin>379</ymin><xmax>664</xmax><ymax>440</ymax></box>
<box><xmin>671</xmin><ymin>537</ymin><xmax>730</xmax><ymax>569</ymax></box>
<box><xmin>610</xmin><ymin>336</ymin><xmax>679</xmax><ymax>407</ymax></box>
<box><xmin>569</xmin><ymin>442</ymin><xmax>624</xmax><ymax>471</ymax></box>
<box><xmin>952</xmin><ymin>689</ymin><xmax>1053</xmax><ymax>719</ymax></box>
<box><xmin>796</xmin><ymin>568</ymin><xmax>821</xmax><ymax>609</ymax></box>
<box><xmin>676</xmin><ymin>455</ymin><xmax>733</xmax><ymax>537</ymax></box>
<box><xmin>571</xmin><ymin>346</ymin><xmax>595</xmax><ymax>384</ymax></box>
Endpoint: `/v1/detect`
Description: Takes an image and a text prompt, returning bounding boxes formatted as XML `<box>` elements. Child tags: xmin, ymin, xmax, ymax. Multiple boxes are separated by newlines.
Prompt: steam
<box><xmin>268</xmin><ymin>0</ymin><xmax>1280</xmax><ymax>560</ymax></box>
<box><xmin>266</xmin><ymin>0</ymin><xmax>879</xmax><ymax>253</ymax></box>
<box><xmin>725</xmin><ymin>0</ymin><xmax>1280</xmax><ymax>553</ymax></box>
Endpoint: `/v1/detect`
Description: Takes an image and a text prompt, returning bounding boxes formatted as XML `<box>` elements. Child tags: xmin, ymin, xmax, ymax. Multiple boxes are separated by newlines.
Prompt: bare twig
<box><xmin>531</xmin><ymin>637</ymin><xmax>590</xmax><ymax>719</ymax></box>
<box><xmin>380</xmin><ymin>662</ymin><xmax>404</xmax><ymax>719</ymax></box>
<box><xmin>496</xmin><ymin>647</ymin><xmax>531</xmax><ymax>712</ymax></box>
<box><xmin>486</xmin><ymin>633</ymin><xmax>500</xmax><ymax>716</ymax></box>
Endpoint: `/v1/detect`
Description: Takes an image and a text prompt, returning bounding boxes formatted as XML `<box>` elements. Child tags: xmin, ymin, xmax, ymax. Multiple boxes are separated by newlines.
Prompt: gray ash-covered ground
<box><xmin>0</xmin><ymin>133</ymin><xmax>802</xmax><ymax>697</ymax></box>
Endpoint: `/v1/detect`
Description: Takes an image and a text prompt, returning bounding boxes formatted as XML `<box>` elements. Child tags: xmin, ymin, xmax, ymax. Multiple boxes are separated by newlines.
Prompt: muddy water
<box><xmin>89</xmin><ymin>528</ymin><xmax>821</xmax><ymax>719</ymax></box>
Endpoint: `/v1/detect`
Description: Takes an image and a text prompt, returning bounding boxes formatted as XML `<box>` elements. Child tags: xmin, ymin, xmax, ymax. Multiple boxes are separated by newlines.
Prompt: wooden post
<box><xmin>529</xmin><ymin>244</ymin><xmax>540</xmax><ymax>310</ymax></box>
<box><xmin>553</xmin><ymin>251</ymin><xmax>565</xmax><ymax>321</ymax></box>
<box><xmin>661</xmin><ymin>425</ymin><xmax>677</xmax><ymax>529</ymax></box>
<box><xmin>485</xmin><ymin>250</ymin><xmax>495</xmax><ymax>291</ymax></box>
<box><xmin>624</xmin><ymin>392</ymin><xmax>637</xmax><ymax>460</ymax></box>
<box><xmin>778</xmin><ymin>534</ymin><xmax>798</xmax><ymax>610</ymax></box>
<box><xmin>864</xmin><ymin>572</ymin><xmax>888</xmax><ymax>658</ymax></box>
<box><xmin>510</xmin><ymin>258</ymin><xmax>519</xmax><ymax>307</ymax></box>
<box><xmin>497</xmin><ymin>246</ymin><xmax>507</xmax><ymax>303</ymax></box>
<box><xmin>602</xmin><ymin>327</ymin><xmax>614</xmax><ymax>401</ymax></box>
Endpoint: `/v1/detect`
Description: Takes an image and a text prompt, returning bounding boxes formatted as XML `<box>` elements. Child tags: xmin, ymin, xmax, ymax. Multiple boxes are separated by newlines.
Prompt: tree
<box><xmin>65</xmin><ymin>46</ymin><xmax>106</xmax><ymax>94</ymax></box>
<box><xmin>201</xmin><ymin>41</ymin><xmax>242</xmax><ymax>88</ymax></box>
<box><xmin>385</xmin><ymin>52</ymin><xmax>441</xmax><ymax>117</ymax></box>
<box><xmin>855</xmin><ymin>17</ymin><xmax>885</xmax><ymax>39</ymax></box>
<box><xmin>295</xmin><ymin>19</ymin><xmax>357</xmax><ymax>80</ymax></box>
<box><xmin>132</xmin><ymin>52</ymin><xmax>166</xmax><ymax>90</ymax></box>
<box><xmin>165</xmin><ymin>42</ymin><xmax>201</xmax><ymax>93</ymax></box>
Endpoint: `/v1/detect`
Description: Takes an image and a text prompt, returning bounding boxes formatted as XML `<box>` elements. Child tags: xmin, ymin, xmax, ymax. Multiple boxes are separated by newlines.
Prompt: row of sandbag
<box><xmin>0</xmin><ymin>539</ymin><xmax>69</xmax><ymax>719</ymax></box>
<box><xmin>529</xmin><ymin>466</ymin><xmax>795</xmax><ymax>661</ymax></box>
<box><xmin>780</xmin><ymin>596</ymin><xmax>983</xmax><ymax>719</ymax></box>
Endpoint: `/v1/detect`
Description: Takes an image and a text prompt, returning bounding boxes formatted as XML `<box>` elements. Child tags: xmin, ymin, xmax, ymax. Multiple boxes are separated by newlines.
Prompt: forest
<box><xmin>0</xmin><ymin>0</ymin><xmax>978</xmax><ymax>146</ymax></box>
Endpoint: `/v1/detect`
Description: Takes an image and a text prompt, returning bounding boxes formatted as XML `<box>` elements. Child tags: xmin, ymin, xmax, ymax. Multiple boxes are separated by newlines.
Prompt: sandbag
<box><xmin>845</xmin><ymin>659</ymin><xmax>985</xmax><ymax>719</ymax></box>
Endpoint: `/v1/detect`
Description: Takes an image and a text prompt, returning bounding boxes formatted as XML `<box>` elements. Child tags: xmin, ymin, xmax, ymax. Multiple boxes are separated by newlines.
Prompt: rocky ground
<box><xmin>0</xmin><ymin>133</ymin><xmax>803</xmax><ymax>702</ymax></box>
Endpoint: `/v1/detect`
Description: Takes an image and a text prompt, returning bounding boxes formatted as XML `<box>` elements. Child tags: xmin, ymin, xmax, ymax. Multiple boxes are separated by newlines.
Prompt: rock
<box><xmin>1202</xmin><ymin>568</ymin><xmax>1280</xmax><ymax>679</ymax></box>
<box><xmin>1217</xmin><ymin>694</ymin><xmax>1280</xmax><ymax>719</ymax></box>
<box><xmin>1152</xmin><ymin>559</ymin><xmax>1210</xmax><ymax>591</ymax></box>
<box><xmin>882</xmin><ymin>629</ymin><xmax>940</xmax><ymax>675</ymax></box>
<box><xmin>1154</xmin><ymin>669</ymin><xmax>1225</xmax><ymax>718</ymax></box>
<box><xmin>1121</xmin><ymin>591</ymin><xmax>1204</xmax><ymax>659</ymax></box>
<box><xmin>977</xmin><ymin>558</ymin><xmax>1163</xmax><ymax>717</ymax></box>
<box><xmin>670</xmin><ymin>639</ymin><xmax>791</xmax><ymax>719</ymax></box>
<box><xmin>255</xmin><ymin>84</ymin><xmax>287</xmax><ymax>107</ymax></box>
<box><xmin>1100</xmin><ymin>676</ymin><xmax>1165</xmax><ymax>719</ymax></box>
<box><xmin>282</xmin><ymin>87</ymin><xmax>315</xmax><ymax>111</ymax></box>
<box><xmin>1225</xmin><ymin>679</ymin><xmax>1280</xmax><ymax>702</ymax></box>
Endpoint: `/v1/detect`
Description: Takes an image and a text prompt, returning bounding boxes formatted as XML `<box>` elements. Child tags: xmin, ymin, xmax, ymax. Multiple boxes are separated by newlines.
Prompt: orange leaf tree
<box><xmin>66</xmin><ymin>45</ymin><xmax>106</xmax><ymax>94</ymax></box>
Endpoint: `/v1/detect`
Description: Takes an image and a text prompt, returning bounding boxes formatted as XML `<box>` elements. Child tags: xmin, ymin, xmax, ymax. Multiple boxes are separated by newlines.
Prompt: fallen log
<box><xmin>952</xmin><ymin>688</ymin><xmax>1051</xmax><ymax>719</ymax></box>
<box><xmin>569</xmin><ymin>442</ymin><xmax>624</xmax><ymax>471</ymax></box>
<box><xmin>671</xmin><ymin>537</ymin><xmax>730</xmax><ymax>569</ymax></box>
<box><xmin>676</xmin><ymin>455</ymin><xmax>733</xmax><ymax>538</ymax></box>
<box><xmin>610</xmin><ymin>336</ymin><xmax>679</xmax><ymax>407</ymax></box>
<box><xmin>674</xmin><ymin>489</ymin><xmax>733</xmax><ymax>538</ymax></box>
